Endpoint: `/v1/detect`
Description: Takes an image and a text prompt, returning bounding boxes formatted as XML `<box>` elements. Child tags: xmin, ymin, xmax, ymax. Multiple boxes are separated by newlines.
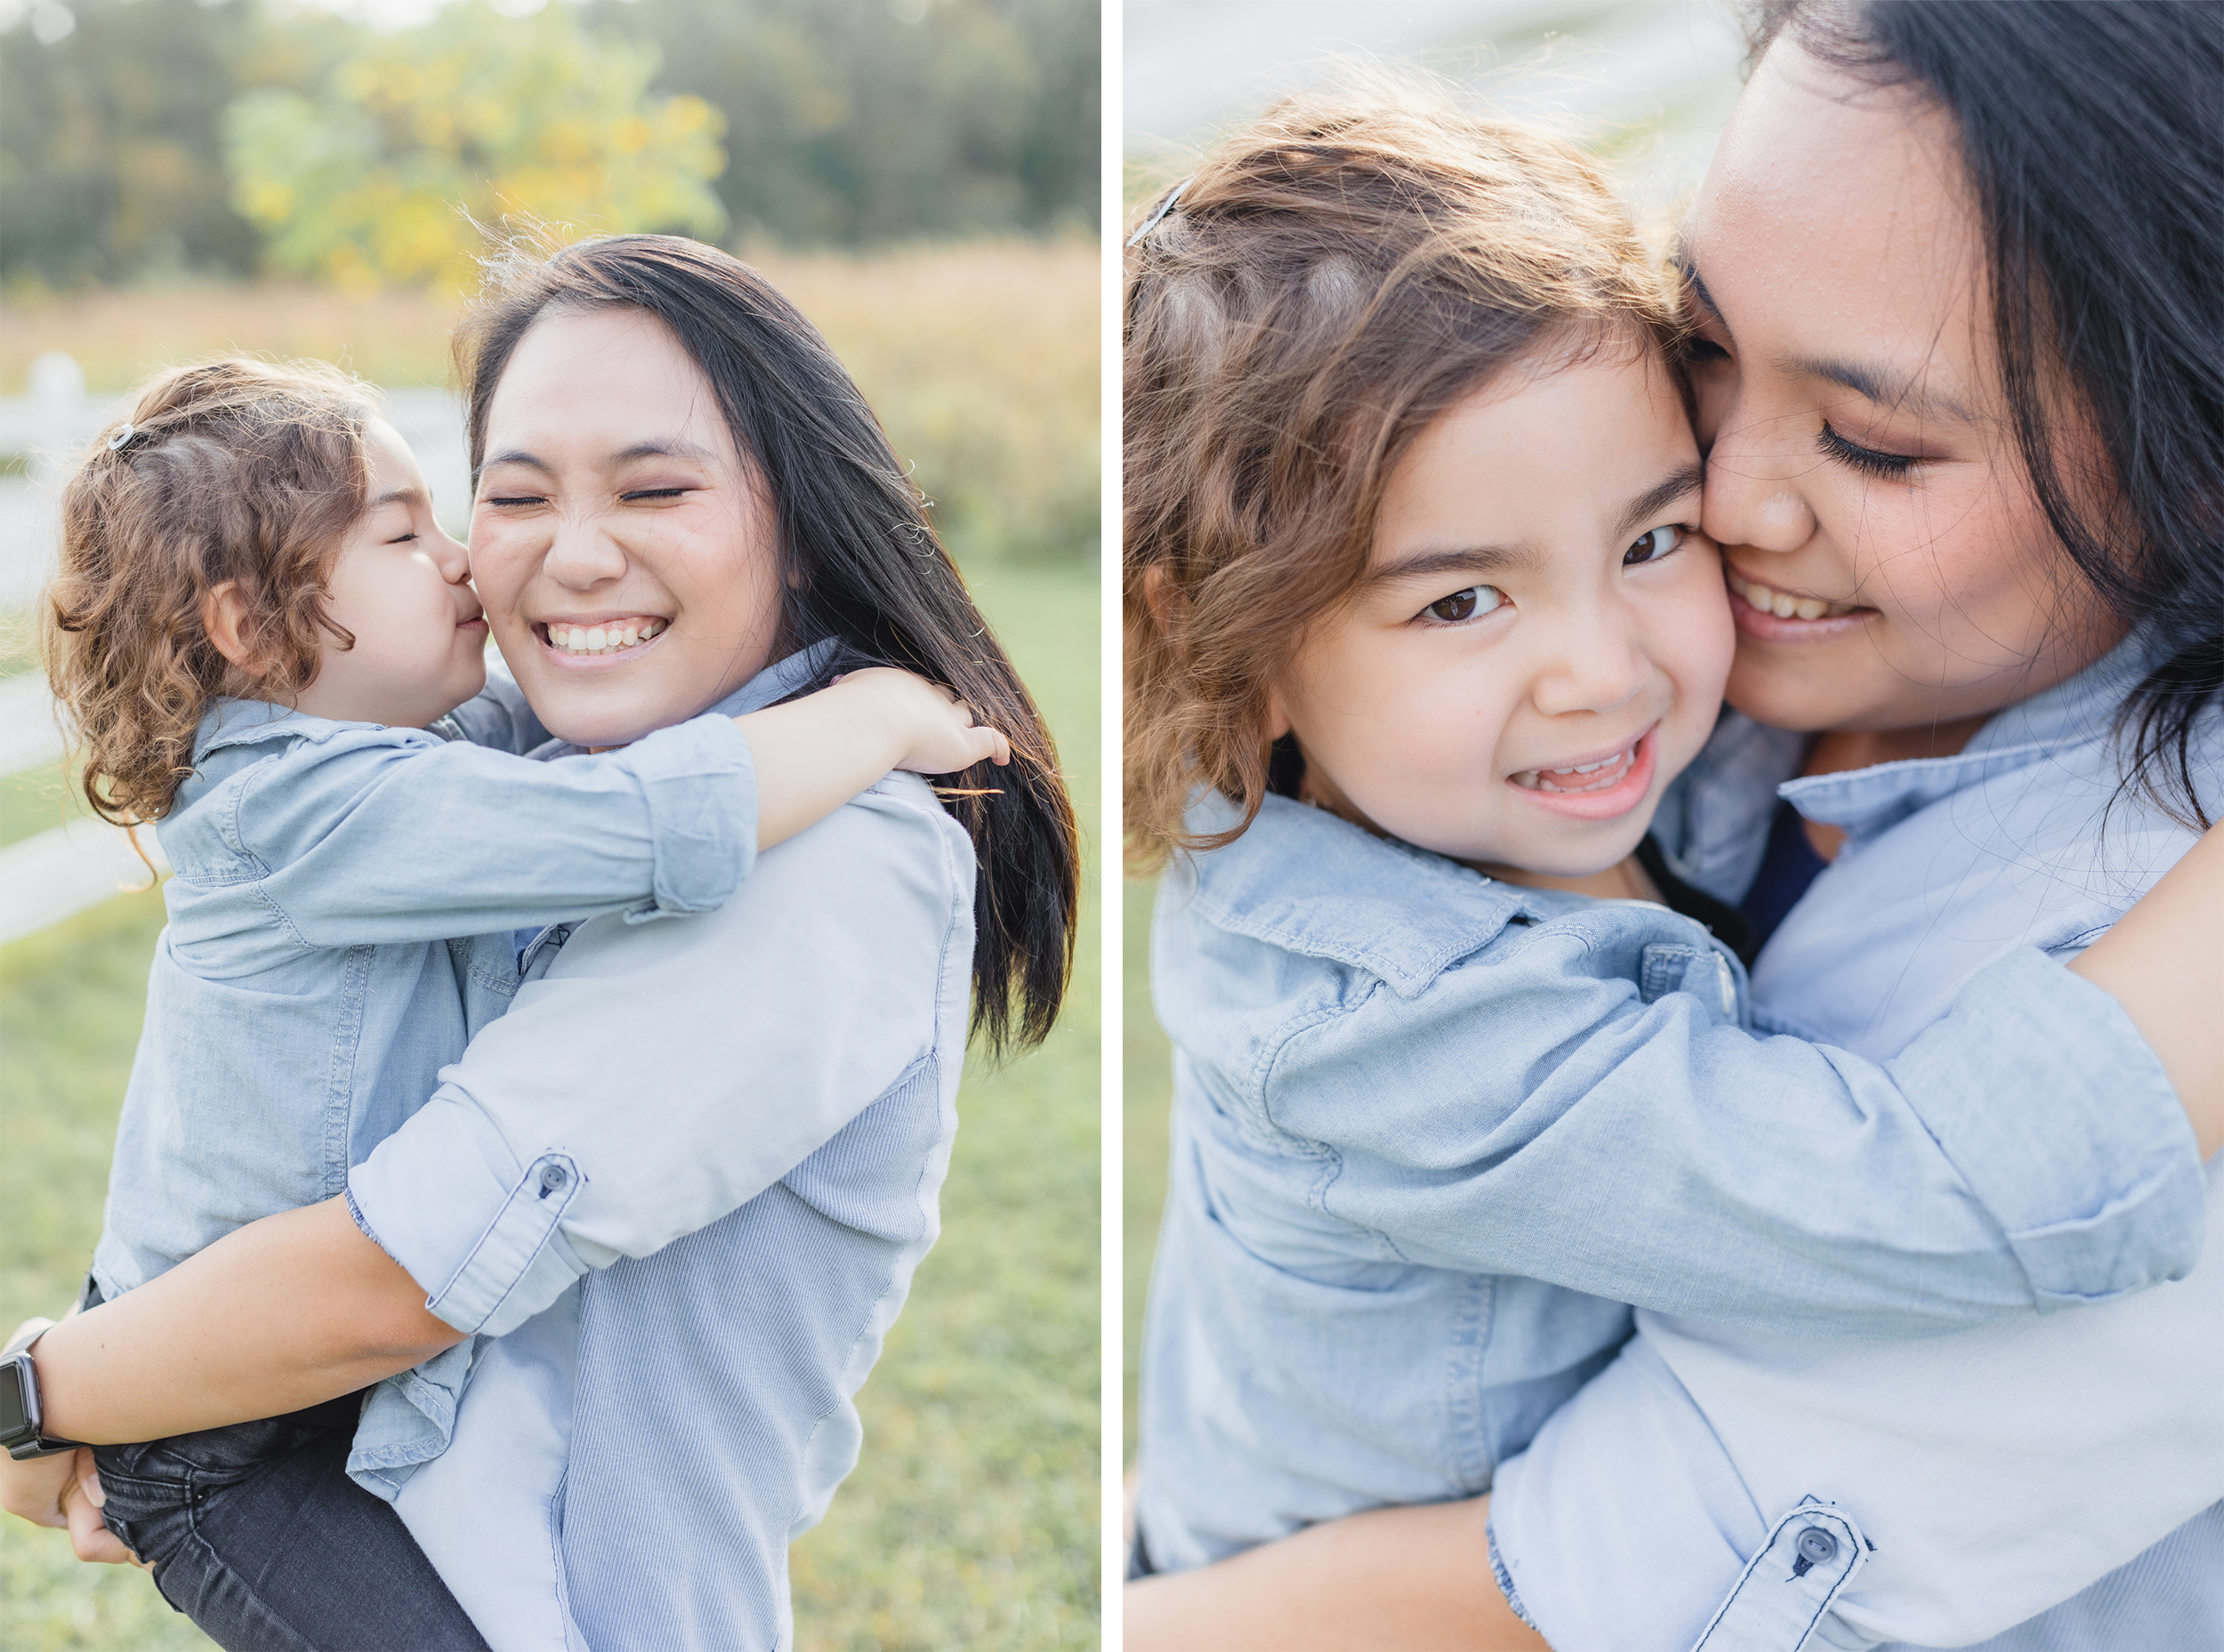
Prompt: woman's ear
<box><xmin>200</xmin><ymin>583</ymin><xmax>265</xmax><ymax>679</ymax></box>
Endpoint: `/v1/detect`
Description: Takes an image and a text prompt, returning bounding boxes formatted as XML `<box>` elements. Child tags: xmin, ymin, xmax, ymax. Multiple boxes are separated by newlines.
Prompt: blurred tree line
<box><xmin>0</xmin><ymin>0</ymin><xmax>1099</xmax><ymax>292</ymax></box>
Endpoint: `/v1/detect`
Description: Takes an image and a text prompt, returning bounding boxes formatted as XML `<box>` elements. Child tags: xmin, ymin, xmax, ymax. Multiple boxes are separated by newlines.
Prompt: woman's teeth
<box><xmin>547</xmin><ymin>618</ymin><xmax>666</xmax><ymax>657</ymax></box>
<box><xmin>1513</xmin><ymin>744</ymin><xmax>1637</xmax><ymax>793</ymax></box>
<box><xmin>1728</xmin><ymin>572</ymin><xmax>1863</xmax><ymax>621</ymax></box>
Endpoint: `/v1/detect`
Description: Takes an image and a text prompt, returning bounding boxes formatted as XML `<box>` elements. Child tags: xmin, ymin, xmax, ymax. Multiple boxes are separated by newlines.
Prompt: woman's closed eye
<box><xmin>483</xmin><ymin>494</ymin><xmax>546</xmax><ymax>508</ymax></box>
<box><xmin>1817</xmin><ymin>420</ymin><xmax>1919</xmax><ymax>480</ymax></box>
<box><xmin>1420</xmin><ymin>584</ymin><xmax>1505</xmax><ymax>625</ymax></box>
<box><xmin>619</xmin><ymin>488</ymin><xmax>689</xmax><ymax>503</ymax></box>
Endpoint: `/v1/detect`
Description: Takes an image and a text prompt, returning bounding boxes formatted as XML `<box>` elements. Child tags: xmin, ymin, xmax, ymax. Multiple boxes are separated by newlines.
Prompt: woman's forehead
<box><xmin>485</xmin><ymin>307</ymin><xmax>737</xmax><ymax>460</ymax></box>
<box><xmin>1689</xmin><ymin>39</ymin><xmax>1990</xmax><ymax>401</ymax></box>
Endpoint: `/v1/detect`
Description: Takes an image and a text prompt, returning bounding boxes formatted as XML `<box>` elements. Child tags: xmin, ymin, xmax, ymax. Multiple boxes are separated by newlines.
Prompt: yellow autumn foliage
<box><xmin>223</xmin><ymin>1</ymin><xmax>727</xmax><ymax>293</ymax></box>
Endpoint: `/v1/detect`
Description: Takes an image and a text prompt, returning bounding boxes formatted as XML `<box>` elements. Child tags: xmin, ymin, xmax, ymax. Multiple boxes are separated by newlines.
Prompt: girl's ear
<box><xmin>1140</xmin><ymin>563</ymin><xmax>1184</xmax><ymax>635</ymax></box>
<box><xmin>1263</xmin><ymin>682</ymin><xmax>1293</xmax><ymax>741</ymax></box>
<box><xmin>200</xmin><ymin>583</ymin><xmax>266</xmax><ymax>679</ymax></box>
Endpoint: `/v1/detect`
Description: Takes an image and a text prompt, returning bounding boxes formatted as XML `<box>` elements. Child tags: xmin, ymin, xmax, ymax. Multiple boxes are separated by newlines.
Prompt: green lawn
<box><xmin>0</xmin><ymin>559</ymin><xmax>1099</xmax><ymax>1652</ymax></box>
<box><xmin>1123</xmin><ymin>875</ymin><xmax>1171</xmax><ymax>1463</ymax></box>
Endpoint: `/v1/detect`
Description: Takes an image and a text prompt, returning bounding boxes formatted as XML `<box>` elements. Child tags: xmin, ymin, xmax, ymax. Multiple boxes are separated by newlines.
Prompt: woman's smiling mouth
<box><xmin>536</xmin><ymin>616</ymin><xmax>669</xmax><ymax>658</ymax></box>
<box><xmin>1726</xmin><ymin>566</ymin><xmax>1873</xmax><ymax>642</ymax></box>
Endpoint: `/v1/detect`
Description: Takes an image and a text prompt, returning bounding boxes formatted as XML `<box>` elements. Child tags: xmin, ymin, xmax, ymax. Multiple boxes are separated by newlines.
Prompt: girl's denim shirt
<box><xmin>1490</xmin><ymin>629</ymin><xmax>2224</xmax><ymax>1652</ymax></box>
<box><xmin>93</xmin><ymin>676</ymin><xmax>767</xmax><ymax>1470</ymax></box>
<box><xmin>1133</xmin><ymin>766</ymin><xmax>2204</xmax><ymax>1575</ymax></box>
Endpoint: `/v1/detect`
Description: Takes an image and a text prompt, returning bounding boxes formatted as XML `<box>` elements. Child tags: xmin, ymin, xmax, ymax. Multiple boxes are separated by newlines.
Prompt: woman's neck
<box><xmin>1797</xmin><ymin>713</ymin><xmax>1993</xmax><ymax>860</ymax></box>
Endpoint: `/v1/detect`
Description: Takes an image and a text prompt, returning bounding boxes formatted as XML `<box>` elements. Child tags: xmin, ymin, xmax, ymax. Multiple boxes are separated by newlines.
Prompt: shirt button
<box><xmin>1795</xmin><ymin>1527</ymin><xmax>1839</xmax><ymax>1567</ymax></box>
<box><xmin>538</xmin><ymin>1164</ymin><xmax>568</xmax><ymax>1197</ymax></box>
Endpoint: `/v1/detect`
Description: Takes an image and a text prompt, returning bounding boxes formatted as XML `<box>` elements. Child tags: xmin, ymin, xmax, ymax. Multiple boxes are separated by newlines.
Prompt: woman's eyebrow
<box><xmin>1789</xmin><ymin>356</ymin><xmax>1978</xmax><ymax>424</ymax></box>
<box><xmin>613</xmin><ymin>439</ymin><xmax>719</xmax><ymax>464</ymax></box>
<box><xmin>1673</xmin><ymin>254</ymin><xmax>1723</xmax><ymax>326</ymax></box>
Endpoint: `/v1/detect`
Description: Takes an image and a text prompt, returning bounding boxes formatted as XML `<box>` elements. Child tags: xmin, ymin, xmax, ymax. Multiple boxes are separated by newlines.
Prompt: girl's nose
<box><xmin>433</xmin><ymin>523</ymin><xmax>471</xmax><ymax>583</ymax></box>
<box><xmin>1701</xmin><ymin>404</ymin><xmax>1819</xmax><ymax>555</ymax></box>
<box><xmin>1529</xmin><ymin>616</ymin><xmax>1650</xmax><ymax>721</ymax></box>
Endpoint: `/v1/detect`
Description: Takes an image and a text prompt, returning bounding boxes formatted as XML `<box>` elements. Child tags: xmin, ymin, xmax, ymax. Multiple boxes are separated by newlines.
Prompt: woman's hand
<box><xmin>0</xmin><ymin>1311</ymin><xmax>141</xmax><ymax>1568</ymax></box>
<box><xmin>833</xmin><ymin>667</ymin><xmax>1012</xmax><ymax>776</ymax></box>
<box><xmin>0</xmin><ymin>1445</ymin><xmax>141</xmax><ymax>1567</ymax></box>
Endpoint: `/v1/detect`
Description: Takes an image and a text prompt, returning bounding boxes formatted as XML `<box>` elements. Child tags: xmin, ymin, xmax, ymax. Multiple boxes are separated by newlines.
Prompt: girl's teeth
<box><xmin>1519</xmin><ymin>745</ymin><xmax>1636</xmax><ymax>794</ymax></box>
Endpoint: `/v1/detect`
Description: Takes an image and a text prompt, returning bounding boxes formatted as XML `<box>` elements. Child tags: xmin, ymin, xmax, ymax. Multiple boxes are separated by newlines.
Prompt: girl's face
<box><xmin>1269</xmin><ymin>345</ymin><xmax>1732</xmax><ymax>882</ymax></box>
<box><xmin>1685</xmin><ymin>40</ymin><xmax>2123</xmax><ymax>736</ymax></box>
<box><xmin>294</xmin><ymin>418</ymin><xmax>487</xmax><ymax>729</ymax></box>
<box><xmin>470</xmin><ymin>306</ymin><xmax>783</xmax><ymax>750</ymax></box>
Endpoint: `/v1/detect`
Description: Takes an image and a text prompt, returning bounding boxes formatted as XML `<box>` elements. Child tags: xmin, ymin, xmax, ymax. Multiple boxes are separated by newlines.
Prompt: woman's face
<box><xmin>470</xmin><ymin>306</ymin><xmax>783</xmax><ymax>749</ymax></box>
<box><xmin>1685</xmin><ymin>40</ymin><xmax>2122</xmax><ymax>735</ymax></box>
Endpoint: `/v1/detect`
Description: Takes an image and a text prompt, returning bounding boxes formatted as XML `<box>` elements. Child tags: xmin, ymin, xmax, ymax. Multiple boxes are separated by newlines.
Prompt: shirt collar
<box><xmin>191</xmin><ymin>697</ymin><xmax>375</xmax><ymax>762</ymax></box>
<box><xmin>1781</xmin><ymin>624</ymin><xmax>2167</xmax><ymax>839</ymax></box>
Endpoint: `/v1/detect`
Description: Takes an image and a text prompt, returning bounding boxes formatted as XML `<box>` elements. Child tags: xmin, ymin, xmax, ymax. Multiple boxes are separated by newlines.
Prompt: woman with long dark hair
<box><xmin>1124</xmin><ymin>3</ymin><xmax>2224</xmax><ymax>1647</ymax></box>
<box><xmin>0</xmin><ymin>234</ymin><xmax>1079</xmax><ymax>1648</ymax></box>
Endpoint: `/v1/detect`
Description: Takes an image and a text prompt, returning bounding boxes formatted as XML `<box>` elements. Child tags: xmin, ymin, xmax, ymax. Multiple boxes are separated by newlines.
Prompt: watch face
<box><xmin>0</xmin><ymin>1361</ymin><xmax>28</xmax><ymax>1438</ymax></box>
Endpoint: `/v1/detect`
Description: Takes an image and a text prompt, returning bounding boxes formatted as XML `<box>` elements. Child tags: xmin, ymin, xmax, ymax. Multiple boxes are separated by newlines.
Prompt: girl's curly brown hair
<box><xmin>43</xmin><ymin>358</ymin><xmax>375</xmax><ymax>826</ymax></box>
<box><xmin>1123</xmin><ymin>85</ymin><xmax>1681</xmax><ymax>869</ymax></box>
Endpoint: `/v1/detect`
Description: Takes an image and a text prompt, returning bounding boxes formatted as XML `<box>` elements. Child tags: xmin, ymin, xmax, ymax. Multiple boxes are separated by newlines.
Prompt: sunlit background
<box><xmin>0</xmin><ymin>2</ymin><xmax>1098</xmax><ymax>1647</ymax></box>
<box><xmin>1121</xmin><ymin>0</ymin><xmax>1749</xmax><ymax>1458</ymax></box>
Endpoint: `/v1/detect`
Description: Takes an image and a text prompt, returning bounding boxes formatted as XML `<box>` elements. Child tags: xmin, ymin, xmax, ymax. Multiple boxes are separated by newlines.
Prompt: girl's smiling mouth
<box><xmin>1508</xmin><ymin>725</ymin><xmax>1659</xmax><ymax>820</ymax></box>
<box><xmin>536</xmin><ymin>616</ymin><xmax>670</xmax><ymax>660</ymax></box>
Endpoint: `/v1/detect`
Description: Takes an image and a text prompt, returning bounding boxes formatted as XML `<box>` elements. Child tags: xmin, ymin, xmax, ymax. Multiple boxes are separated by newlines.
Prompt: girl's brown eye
<box><xmin>1424</xmin><ymin>584</ymin><xmax>1503</xmax><ymax>624</ymax></box>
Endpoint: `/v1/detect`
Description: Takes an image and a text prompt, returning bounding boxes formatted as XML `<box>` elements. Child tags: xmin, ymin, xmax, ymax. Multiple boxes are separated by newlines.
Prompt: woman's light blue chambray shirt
<box><xmin>1133</xmin><ymin>698</ymin><xmax>2205</xmax><ymax>1577</ymax></box>
<box><xmin>343</xmin><ymin>647</ymin><xmax>979</xmax><ymax>1652</ymax></box>
<box><xmin>93</xmin><ymin>681</ymin><xmax>762</xmax><ymax>1461</ymax></box>
<box><xmin>1490</xmin><ymin>629</ymin><xmax>2224</xmax><ymax>1652</ymax></box>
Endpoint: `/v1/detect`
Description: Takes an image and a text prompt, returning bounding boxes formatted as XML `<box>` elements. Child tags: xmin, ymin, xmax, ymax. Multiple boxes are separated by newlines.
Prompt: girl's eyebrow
<box><xmin>1616</xmin><ymin>464</ymin><xmax>1704</xmax><ymax>539</ymax></box>
<box><xmin>1368</xmin><ymin>463</ymin><xmax>1704</xmax><ymax>591</ymax></box>
<box><xmin>1367</xmin><ymin>543</ymin><xmax>1543</xmax><ymax>589</ymax></box>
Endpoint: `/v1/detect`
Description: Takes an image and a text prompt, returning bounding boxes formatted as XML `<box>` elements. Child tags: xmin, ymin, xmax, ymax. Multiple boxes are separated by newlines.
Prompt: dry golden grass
<box><xmin>0</xmin><ymin>238</ymin><xmax>1100</xmax><ymax>562</ymax></box>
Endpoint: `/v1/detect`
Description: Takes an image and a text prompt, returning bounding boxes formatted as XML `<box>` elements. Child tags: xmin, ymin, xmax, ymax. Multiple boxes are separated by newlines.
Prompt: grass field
<box><xmin>0</xmin><ymin>559</ymin><xmax>1099</xmax><ymax>1652</ymax></box>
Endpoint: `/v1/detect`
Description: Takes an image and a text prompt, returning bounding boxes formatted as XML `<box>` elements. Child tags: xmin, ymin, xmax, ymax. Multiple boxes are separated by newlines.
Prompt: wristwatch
<box><xmin>0</xmin><ymin>1318</ymin><xmax>85</xmax><ymax>1461</ymax></box>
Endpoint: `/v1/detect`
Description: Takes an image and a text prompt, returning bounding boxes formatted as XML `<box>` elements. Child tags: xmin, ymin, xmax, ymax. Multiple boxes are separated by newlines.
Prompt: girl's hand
<box><xmin>834</xmin><ymin>667</ymin><xmax>1011</xmax><ymax>776</ymax></box>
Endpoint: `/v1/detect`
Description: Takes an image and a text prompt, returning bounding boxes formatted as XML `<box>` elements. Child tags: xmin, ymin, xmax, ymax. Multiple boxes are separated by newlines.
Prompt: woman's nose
<box><xmin>543</xmin><ymin>513</ymin><xmax>630</xmax><ymax>588</ymax></box>
<box><xmin>1701</xmin><ymin>401</ymin><xmax>1819</xmax><ymax>555</ymax></box>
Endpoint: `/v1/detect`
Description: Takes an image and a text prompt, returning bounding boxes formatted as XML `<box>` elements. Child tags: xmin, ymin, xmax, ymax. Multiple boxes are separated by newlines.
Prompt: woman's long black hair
<box><xmin>1752</xmin><ymin>0</ymin><xmax>2224</xmax><ymax>823</ymax></box>
<box><xmin>455</xmin><ymin>233</ymin><xmax>1078</xmax><ymax>1054</ymax></box>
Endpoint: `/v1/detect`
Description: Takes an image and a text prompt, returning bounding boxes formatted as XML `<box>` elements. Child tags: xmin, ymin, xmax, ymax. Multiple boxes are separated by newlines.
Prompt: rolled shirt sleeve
<box><xmin>1266</xmin><ymin>937</ymin><xmax>2201</xmax><ymax>1337</ymax></box>
<box><xmin>349</xmin><ymin>777</ymin><xmax>967</xmax><ymax>1338</ymax></box>
<box><xmin>234</xmin><ymin>712</ymin><xmax>761</xmax><ymax>950</ymax></box>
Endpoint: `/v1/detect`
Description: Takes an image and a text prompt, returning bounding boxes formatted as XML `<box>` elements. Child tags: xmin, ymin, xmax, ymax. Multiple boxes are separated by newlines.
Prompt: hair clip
<box><xmin>1126</xmin><ymin>178</ymin><xmax>1195</xmax><ymax>249</ymax></box>
<box><xmin>107</xmin><ymin>423</ymin><xmax>135</xmax><ymax>451</ymax></box>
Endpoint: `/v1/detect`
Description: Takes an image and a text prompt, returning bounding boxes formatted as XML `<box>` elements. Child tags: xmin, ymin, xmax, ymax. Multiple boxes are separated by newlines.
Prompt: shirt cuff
<box><xmin>616</xmin><ymin>712</ymin><xmax>759</xmax><ymax>923</ymax></box>
<box><xmin>1897</xmin><ymin>943</ymin><xmax>2205</xmax><ymax>1305</ymax></box>
<box><xmin>348</xmin><ymin>1084</ymin><xmax>592</xmax><ymax>1338</ymax></box>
